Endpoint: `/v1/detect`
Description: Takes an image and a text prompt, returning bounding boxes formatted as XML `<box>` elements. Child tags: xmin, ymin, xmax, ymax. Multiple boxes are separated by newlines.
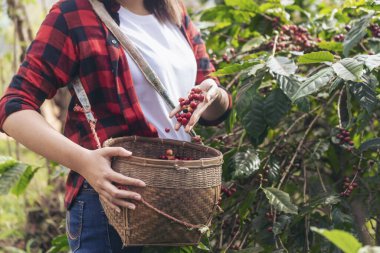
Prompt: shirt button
<box><xmin>111</xmin><ymin>39</ymin><xmax>117</xmax><ymax>45</ymax></box>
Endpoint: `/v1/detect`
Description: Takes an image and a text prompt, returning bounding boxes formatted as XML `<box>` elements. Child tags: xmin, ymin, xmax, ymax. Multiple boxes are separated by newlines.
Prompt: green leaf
<box><xmin>354</xmin><ymin>53</ymin><xmax>380</xmax><ymax>71</ymax></box>
<box><xmin>329</xmin><ymin>77</ymin><xmax>344</xmax><ymax>94</ymax></box>
<box><xmin>349</xmin><ymin>75</ymin><xmax>378</xmax><ymax>114</ymax></box>
<box><xmin>224</xmin><ymin>0</ymin><xmax>258</xmax><ymax>10</ymax></box>
<box><xmin>239</xmin><ymin>190</ymin><xmax>257</xmax><ymax>219</ymax></box>
<box><xmin>241</xmin><ymin>37</ymin><xmax>266</xmax><ymax>52</ymax></box>
<box><xmin>332</xmin><ymin>58</ymin><xmax>364</xmax><ymax>82</ymax></box>
<box><xmin>239</xmin><ymin>64</ymin><xmax>267</xmax><ymax>92</ymax></box>
<box><xmin>267</xmin><ymin>56</ymin><xmax>297</xmax><ymax>77</ymax></box>
<box><xmin>267</xmin><ymin>159</ymin><xmax>281</xmax><ymax>181</ymax></box>
<box><xmin>11</xmin><ymin>166</ymin><xmax>39</xmax><ymax>196</ymax></box>
<box><xmin>0</xmin><ymin>156</ymin><xmax>17</xmax><ymax>174</ymax></box>
<box><xmin>264</xmin><ymin>89</ymin><xmax>292</xmax><ymax>128</ymax></box>
<box><xmin>299</xmin><ymin>194</ymin><xmax>340</xmax><ymax>217</ymax></box>
<box><xmin>359</xmin><ymin>138</ymin><xmax>380</xmax><ymax>152</ymax></box>
<box><xmin>343</xmin><ymin>0</ymin><xmax>367</xmax><ymax>8</ymax></box>
<box><xmin>291</xmin><ymin>67</ymin><xmax>335</xmax><ymax>101</ymax></box>
<box><xmin>311</xmin><ymin>227</ymin><xmax>363</xmax><ymax>253</ymax></box>
<box><xmin>343</xmin><ymin>13</ymin><xmax>374</xmax><ymax>57</ymax></box>
<box><xmin>318</xmin><ymin>41</ymin><xmax>343</xmax><ymax>52</ymax></box>
<box><xmin>0</xmin><ymin>163</ymin><xmax>28</xmax><ymax>195</ymax></box>
<box><xmin>368</xmin><ymin>38</ymin><xmax>380</xmax><ymax>53</ymax></box>
<box><xmin>338</xmin><ymin>86</ymin><xmax>352</xmax><ymax>128</ymax></box>
<box><xmin>262</xmin><ymin>187</ymin><xmax>298</xmax><ymax>214</ymax></box>
<box><xmin>298</xmin><ymin>51</ymin><xmax>335</xmax><ymax>64</ymax></box>
<box><xmin>275</xmin><ymin>74</ymin><xmax>302</xmax><ymax>99</ymax></box>
<box><xmin>196</xmin><ymin>242</ymin><xmax>210</xmax><ymax>251</ymax></box>
<box><xmin>236</xmin><ymin>87</ymin><xmax>268</xmax><ymax>140</ymax></box>
<box><xmin>47</xmin><ymin>234</ymin><xmax>69</xmax><ymax>253</ymax></box>
<box><xmin>248</xmin><ymin>63</ymin><xmax>267</xmax><ymax>76</ymax></box>
<box><xmin>230</xmin><ymin>148</ymin><xmax>260</xmax><ymax>179</ymax></box>
<box><xmin>211</xmin><ymin>62</ymin><xmax>257</xmax><ymax>77</ymax></box>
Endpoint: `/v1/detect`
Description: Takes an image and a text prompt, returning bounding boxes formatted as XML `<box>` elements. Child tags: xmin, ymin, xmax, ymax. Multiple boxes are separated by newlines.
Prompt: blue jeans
<box><xmin>66</xmin><ymin>181</ymin><xmax>143</xmax><ymax>253</ymax></box>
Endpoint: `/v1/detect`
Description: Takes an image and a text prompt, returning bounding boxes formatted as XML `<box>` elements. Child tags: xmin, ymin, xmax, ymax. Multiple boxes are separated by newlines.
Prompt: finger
<box><xmin>198</xmin><ymin>78</ymin><xmax>217</xmax><ymax>91</ymax></box>
<box><xmin>174</xmin><ymin>122</ymin><xmax>181</xmax><ymax>131</ymax></box>
<box><xmin>206</xmin><ymin>85</ymin><xmax>219</xmax><ymax>103</ymax></box>
<box><xmin>111</xmin><ymin>198</ymin><xmax>136</xmax><ymax>210</ymax></box>
<box><xmin>101</xmin><ymin>191</ymin><xmax>136</xmax><ymax>210</ymax></box>
<box><xmin>185</xmin><ymin>103</ymin><xmax>209</xmax><ymax>132</ymax></box>
<box><xmin>103</xmin><ymin>181</ymin><xmax>142</xmax><ymax>200</ymax></box>
<box><xmin>99</xmin><ymin>194</ymin><xmax>121</xmax><ymax>213</ymax></box>
<box><xmin>101</xmin><ymin>147</ymin><xmax>132</xmax><ymax>157</ymax></box>
<box><xmin>169</xmin><ymin>105</ymin><xmax>182</xmax><ymax>118</ymax></box>
<box><xmin>107</xmin><ymin>170</ymin><xmax>146</xmax><ymax>187</ymax></box>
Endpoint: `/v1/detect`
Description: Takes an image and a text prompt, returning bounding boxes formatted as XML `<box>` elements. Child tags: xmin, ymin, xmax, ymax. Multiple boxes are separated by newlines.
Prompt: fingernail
<box><xmin>140</xmin><ymin>182</ymin><xmax>146</xmax><ymax>187</ymax></box>
<box><xmin>129</xmin><ymin>204</ymin><xmax>136</xmax><ymax>210</ymax></box>
<box><xmin>116</xmin><ymin>208</ymin><xmax>121</xmax><ymax>213</ymax></box>
<box><xmin>134</xmin><ymin>195</ymin><xmax>141</xmax><ymax>200</ymax></box>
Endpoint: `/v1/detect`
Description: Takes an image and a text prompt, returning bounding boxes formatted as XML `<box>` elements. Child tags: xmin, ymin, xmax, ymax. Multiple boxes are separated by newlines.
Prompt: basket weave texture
<box><xmin>100</xmin><ymin>136</ymin><xmax>223</xmax><ymax>246</ymax></box>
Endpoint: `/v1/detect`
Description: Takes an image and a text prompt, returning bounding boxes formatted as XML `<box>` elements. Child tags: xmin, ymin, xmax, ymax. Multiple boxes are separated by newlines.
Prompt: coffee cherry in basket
<box><xmin>166</xmin><ymin>149</ymin><xmax>174</xmax><ymax>156</ymax></box>
<box><xmin>158</xmin><ymin>149</ymin><xmax>194</xmax><ymax>161</ymax></box>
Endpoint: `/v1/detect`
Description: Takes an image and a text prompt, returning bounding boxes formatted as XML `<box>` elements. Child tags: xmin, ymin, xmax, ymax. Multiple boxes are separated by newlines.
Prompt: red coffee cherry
<box><xmin>166</xmin><ymin>149</ymin><xmax>174</xmax><ymax>156</ymax></box>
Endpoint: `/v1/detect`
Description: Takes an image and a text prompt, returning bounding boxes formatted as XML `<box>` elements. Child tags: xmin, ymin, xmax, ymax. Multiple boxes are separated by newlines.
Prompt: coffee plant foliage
<box><xmin>182</xmin><ymin>0</ymin><xmax>380</xmax><ymax>252</ymax></box>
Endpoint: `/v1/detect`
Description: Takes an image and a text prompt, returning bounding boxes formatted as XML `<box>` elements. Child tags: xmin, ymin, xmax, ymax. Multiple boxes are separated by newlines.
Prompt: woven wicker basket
<box><xmin>100</xmin><ymin>136</ymin><xmax>223</xmax><ymax>246</ymax></box>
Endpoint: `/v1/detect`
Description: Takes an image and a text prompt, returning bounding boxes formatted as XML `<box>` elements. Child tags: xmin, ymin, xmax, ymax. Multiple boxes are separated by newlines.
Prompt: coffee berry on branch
<box><xmin>370</xmin><ymin>24</ymin><xmax>380</xmax><ymax>38</ymax></box>
<box><xmin>265</xmin><ymin>25</ymin><xmax>319</xmax><ymax>52</ymax></box>
<box><xmin>340</xmin><ymin>176</ymin><xmax>358</xmax><ymax>197</ymax></box>
<box><xmin>336</xmin><ymin>127</ymin><xmax>354</xmax><ymax>150</ymax></box>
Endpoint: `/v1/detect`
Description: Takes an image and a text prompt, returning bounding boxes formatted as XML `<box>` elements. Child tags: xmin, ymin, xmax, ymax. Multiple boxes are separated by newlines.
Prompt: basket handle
<box><xmin>116</xmin><ymin>185</ymin><xmax>209</xmax><ymax>231</ymax></box>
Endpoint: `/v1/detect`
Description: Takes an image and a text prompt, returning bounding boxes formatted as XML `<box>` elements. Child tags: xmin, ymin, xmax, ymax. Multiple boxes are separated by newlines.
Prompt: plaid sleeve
<box><xmin>0</xmin><ymin>2</ymin><xmax>78</xmax><ymax>132</ymax></box>
<box><xmin>181</xmin><ymin>5</ymin><xmax>233</xmax><ymax>126</ymax></box>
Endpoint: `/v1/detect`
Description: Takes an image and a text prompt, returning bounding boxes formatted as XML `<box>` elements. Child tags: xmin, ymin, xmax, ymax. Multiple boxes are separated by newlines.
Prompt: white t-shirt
<box><xmin>118</xmin><ymin>7</ymin><xmax>197</xmax><ymax>141</ymax></box>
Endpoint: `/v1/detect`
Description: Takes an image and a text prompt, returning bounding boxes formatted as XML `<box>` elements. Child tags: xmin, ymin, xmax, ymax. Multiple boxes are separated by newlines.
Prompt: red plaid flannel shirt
<box><xmin>0</xmin><ymin>0</ymin><xmax>232</xmax><ymax>208</ymax></box>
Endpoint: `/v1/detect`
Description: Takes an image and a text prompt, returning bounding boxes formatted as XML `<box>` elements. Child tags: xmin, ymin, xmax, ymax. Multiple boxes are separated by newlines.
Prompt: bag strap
<box><xmin>88</xmin><ymin>0</ymin><xmax>198</xmax><ymax>138</ymax></box>
<box><xmin>89</xmin><ymin>0</ymin><xmax>176</xmax><ymax>109</ymax></box>
<box><xmin>71</xmin><ymin>78</ymin><xmax>102</xmax><ymax>149</ymax></box>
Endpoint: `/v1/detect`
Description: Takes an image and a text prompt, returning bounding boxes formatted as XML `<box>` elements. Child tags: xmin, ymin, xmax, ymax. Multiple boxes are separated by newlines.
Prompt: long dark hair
<box><xmin>143</xmin><ymin>0</ymin><xmax>183</xmax><ymax>26</ymax></box>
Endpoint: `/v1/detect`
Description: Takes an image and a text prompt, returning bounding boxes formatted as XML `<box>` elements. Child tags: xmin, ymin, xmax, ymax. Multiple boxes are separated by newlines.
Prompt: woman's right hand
<box><xmin>2</xmin><ymin>110</ymin><xmax>145</xmax><ymax>213</ymax></box>
<box><xmin>81</xmin><ymin>147</ymin><xmax>146</xmax><ymax>212</ymax></box>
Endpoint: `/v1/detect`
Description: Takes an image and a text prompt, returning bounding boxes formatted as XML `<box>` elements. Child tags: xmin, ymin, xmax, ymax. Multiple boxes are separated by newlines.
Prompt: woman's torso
<box><xmin>118</xmin><ymin>6</ymin><xmax>197</xmax><ymax>141</ymax></box>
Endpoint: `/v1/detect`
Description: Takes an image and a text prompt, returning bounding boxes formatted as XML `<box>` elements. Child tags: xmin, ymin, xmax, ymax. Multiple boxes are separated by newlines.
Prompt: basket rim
<box><xmin>103</xmin><ymin>136</ymin><xmax>223</xmax><ymax>167</ymax></box>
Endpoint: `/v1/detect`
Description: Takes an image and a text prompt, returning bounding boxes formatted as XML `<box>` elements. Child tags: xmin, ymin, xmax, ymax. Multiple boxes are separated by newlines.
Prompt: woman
<box><xmin>0</xmin><ymin>0</ymin><xmax>232</xmax><ymax>252</ymax></box>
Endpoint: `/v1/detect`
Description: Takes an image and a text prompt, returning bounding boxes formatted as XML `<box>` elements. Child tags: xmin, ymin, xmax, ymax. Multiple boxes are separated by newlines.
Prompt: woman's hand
<box><xmin>169</xmin><ymin>78</ymin><xmax>223</xmax><ymax>133</ymax></box>
<box><xmin>81</xmin><ymin>147</ymin><xmax>146</xmax><ymax>212</ymax></box>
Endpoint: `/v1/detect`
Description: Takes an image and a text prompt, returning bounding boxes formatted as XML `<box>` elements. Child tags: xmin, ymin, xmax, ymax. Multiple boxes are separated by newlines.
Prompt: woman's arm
<box><xmin>0</xmin><ymin>2</ymin><xmax>143</xmax><ymax>212</ymax></box>
<box><xmin>179</xmin><ymin>4</ymin><xmax>233</xmax><ymax>127</ymax></box>
<box><xmin>3</xmin><ymin>110</ymin><xmax>144</xmax><ymax>212</ymax></box>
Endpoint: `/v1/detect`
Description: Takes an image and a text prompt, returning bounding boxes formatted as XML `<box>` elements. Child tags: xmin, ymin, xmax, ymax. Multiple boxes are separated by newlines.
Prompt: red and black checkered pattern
<box><xmin>0</xmin><ymin>0</ymin><xmax>232</xmax><ymax>208</ymax></box>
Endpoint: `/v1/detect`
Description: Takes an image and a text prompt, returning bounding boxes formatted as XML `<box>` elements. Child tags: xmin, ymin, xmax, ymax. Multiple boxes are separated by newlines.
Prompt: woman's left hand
<box><xmin>169</xmin><ymin>78</ymin><xmax>220</xmax><ymax>133</ymax></box>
